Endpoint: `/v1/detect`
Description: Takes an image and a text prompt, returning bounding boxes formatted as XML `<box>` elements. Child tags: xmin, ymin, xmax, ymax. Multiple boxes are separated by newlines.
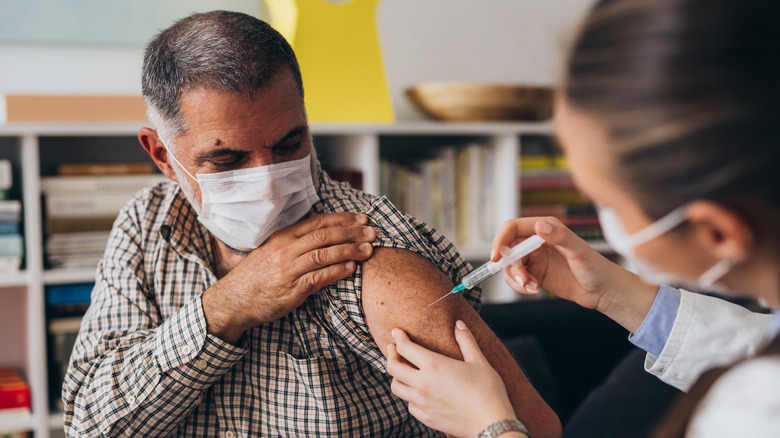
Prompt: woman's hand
<box><xmin>387</xmin><ymin>321</ymin><xmax>521</xmax><ymax>438</ymax></box>
<box><xmin>492</xmin><ymin>217</ymin><xmax>658</xmax><ymax>332</ymax></box>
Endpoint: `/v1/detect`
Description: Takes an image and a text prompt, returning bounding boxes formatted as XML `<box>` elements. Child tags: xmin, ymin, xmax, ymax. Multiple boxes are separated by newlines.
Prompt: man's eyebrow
<box><xmin>193</xmin><ymin>126</ymin><xmax>307</xmax><ymax>160</ymax></box>
<box><xmin>269</xmin><ymin>125</ymin><xmax>307</xmax><ymax>148</ymax></box>
<box><xmin>195</xmin><ymin>148</ymin><xmax>246</xmax><ymax>160</ymax></box>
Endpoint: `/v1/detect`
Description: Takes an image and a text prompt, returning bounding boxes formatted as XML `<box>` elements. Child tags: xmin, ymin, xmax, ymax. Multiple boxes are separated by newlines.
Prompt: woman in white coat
<box><xmin>386</xmin><ymin>0</ymin><xmax>780</xmax><ymax>436</ymax></box>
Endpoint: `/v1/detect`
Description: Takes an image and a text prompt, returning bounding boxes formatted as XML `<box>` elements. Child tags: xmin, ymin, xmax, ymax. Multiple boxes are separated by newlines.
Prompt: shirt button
<box><xmin>127</xmin><ymin>395</ymin><xmax>136</xmax><ymax>405</ymax></box>
<box><xmin>225</xmin><ymin>431</ymin><xmax>235</xmax><ymax>438</ymax></box>
<box><xmin>194</xmin><ymin>359</ymin><xmax>207</xmax><ymax>369</ymax></box>
<box><xmin>180</xmin><ymin>344</ymin><xmax>192</xmax><ymax>355</ymax></box>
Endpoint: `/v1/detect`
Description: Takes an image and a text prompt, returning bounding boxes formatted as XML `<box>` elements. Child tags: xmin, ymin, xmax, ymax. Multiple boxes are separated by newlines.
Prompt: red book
<box><xmin>0</xmin><ymin>368</ymin><xmax>31</xmax><ymax>411</ymax></box>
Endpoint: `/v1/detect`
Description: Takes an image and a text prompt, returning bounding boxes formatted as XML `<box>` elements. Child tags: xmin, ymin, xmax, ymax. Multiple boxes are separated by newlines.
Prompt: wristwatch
<box><xmin>475</xmin><ymin>419</ymin><xmax>530</xmax><ymax>438</ymax></box>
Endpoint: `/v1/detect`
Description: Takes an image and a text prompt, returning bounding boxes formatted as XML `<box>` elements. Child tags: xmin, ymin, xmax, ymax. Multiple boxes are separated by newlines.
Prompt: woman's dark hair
<box><xmin>564</xmin><ymin>0</ymin><xmax>780</xmax><ymax>436</ymax></box>
<box><xmin>564</xmin><ymin>0</ymin><xmax>780</xmax><ymax>221</ymax></box>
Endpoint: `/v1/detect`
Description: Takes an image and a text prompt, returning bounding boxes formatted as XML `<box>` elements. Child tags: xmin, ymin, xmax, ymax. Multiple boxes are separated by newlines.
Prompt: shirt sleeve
<box><xmin>643</xmin><ymin>290</ymin><xmax>774</xmax><ymax>392</ymax></box>
<box><xmin>62</xmin><ymin>206</ymin><xmax>248</xmax><ymax>437</ymax></box>
<box><xmin>628</xmin><ymin>285</ymin><xmax>682</xmax><ymax>356</ymax></box>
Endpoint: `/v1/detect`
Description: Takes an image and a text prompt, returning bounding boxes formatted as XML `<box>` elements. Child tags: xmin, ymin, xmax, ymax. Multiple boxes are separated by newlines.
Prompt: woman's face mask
<box><xmin>597</xmin><ymin>206</ymin><xmax>734</xmax><ymax>292</ymax></box>
<box><xmin>164</xmin><ymin>142</ymin><xmax>319</xmax><ymax>252</ymax></box>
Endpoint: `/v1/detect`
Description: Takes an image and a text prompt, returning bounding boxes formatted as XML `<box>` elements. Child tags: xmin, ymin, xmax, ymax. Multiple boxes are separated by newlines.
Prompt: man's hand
<box><xmin>202</xmin><ymin>212</ymin><xmax>376</xmax><ymax>343</ymax></box>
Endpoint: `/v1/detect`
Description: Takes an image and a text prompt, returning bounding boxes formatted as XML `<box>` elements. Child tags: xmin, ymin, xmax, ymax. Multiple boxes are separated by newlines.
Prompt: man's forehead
<box><xmin>176</xmin><ymin>83</ymin><xmax>307</xmax><ymax>153</ymax></box>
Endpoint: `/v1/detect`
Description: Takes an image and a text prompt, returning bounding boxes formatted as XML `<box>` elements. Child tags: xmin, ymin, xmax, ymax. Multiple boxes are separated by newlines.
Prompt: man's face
<box><xmin>166</xmin><ymin>71</ymin><xmax>311</xmax><ymax>209</ymax></box>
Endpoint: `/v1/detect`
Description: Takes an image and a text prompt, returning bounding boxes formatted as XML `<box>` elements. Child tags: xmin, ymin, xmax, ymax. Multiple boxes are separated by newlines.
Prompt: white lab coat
<box><xmin>643</xmin><ymin>290</ymin><xmax>780</xmax><ymax>437</ymax></box>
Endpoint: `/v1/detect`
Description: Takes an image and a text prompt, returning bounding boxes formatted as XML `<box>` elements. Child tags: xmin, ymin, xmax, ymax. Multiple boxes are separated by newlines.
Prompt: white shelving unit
<box><xmin>0</xmin><ymin>120</ymin><xmax>605</xmax><ymax>437</ymax></box>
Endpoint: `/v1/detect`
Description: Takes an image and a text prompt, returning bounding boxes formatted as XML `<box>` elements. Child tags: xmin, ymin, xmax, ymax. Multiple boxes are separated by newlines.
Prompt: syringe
<box><xmin>428</xmin><ymin>235</ymin><xmax>545</xmax><ymax>308</ymax></box>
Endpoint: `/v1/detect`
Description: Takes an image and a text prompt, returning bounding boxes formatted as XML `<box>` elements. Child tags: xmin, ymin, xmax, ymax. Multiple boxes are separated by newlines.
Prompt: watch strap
<box><xmin>475</xmin><ymin>419</ymin><xmax>530</xmax><ymax>438</ymax></box>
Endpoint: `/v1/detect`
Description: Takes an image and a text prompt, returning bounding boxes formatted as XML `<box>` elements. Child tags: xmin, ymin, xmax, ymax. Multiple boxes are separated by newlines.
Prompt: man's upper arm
<box><xmin>361</xmin><ymin>247</ymin><xmax>561</xmax><ymax>438</ymax></box>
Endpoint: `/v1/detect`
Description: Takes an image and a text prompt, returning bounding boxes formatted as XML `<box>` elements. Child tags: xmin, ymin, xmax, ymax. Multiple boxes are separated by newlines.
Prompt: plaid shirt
<box><xmin>63</xmin><ymin>159</ymin><xmax>480</xmax><ymax>437</ymax></box>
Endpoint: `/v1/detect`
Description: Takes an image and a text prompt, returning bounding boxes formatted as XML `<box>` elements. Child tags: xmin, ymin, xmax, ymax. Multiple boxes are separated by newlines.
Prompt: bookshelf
<box><xmin>0</xmin><ymin>121</ymin><xmax>608</xmax><ymax>437</ymax></box>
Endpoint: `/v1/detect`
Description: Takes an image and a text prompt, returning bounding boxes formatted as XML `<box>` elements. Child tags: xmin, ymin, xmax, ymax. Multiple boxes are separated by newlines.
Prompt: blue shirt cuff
<box><xmin>629</xmin><ymin>285</ymin><xmax>682</xmax><ymax>357</ymax></box>
<box><xmin>768</xmin><ymin>311</ymin><xmax>780</xmax><ymax>339</ymax></box>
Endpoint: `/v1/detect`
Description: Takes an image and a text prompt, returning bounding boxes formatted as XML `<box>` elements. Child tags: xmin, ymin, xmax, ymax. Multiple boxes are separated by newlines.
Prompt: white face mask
<box><xmin>597</xmin><ymin>206</ymin><xmax>734</xmax><ymax>292</ymax></box>
<box><xmin>164</xmin><ymin>143</ymin><xmax>319</xmax><ymax>252</ymax></box>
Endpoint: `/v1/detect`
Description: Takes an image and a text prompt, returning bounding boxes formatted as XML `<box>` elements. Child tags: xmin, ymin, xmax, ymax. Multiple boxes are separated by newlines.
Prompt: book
<box><xmin>0</xmin><ymin>256</ymin><xmax>21</xmax><ymax>273</ymax></box>
<box><xmin>520</xmin><ymin>189</ymin><xmax>590</xmax><ymax>206</ymax></box>
<box><xmin>326</xmin><ymin>169</ymin><xmax>363</xmax><ymax>190</ymax></box>
<box><xmin>58</xmin><ymin>162</ymin><xmax>156</xmax><ymax>176</ymax></box>
<box><xmin>0</xmin><ymin>200</ymin><xmax>21</xmax><ymax>223</ymax></box>
<box><xmin>40</xmin><ymin>174</ymin><xmax>166</xmax><ymax>195</ymax></box>
<box><xmin>0</xmin><ymin>223</ymin><xmax>19</xmax><ymax>235</ymax></box>
<box><xmin>47</xmin><ymin>316</ymin><xmax>83</xmax><ymax>412</ymax></box>
<box><xmin>519</xmin><ymin>155</ymin><xmax>568</xmax><ymax>170</ymax></box>
<box><xmin>46</xmin><ymin>283</ymin><xmax>94</xmax><ymax>307</ymax></box>
<box><xmin>0</xmin><ymin>159</ymin><xmax>10</xmax><ymax>190</ymax></box>
<box><xmin>0</xmin><ymin>368</ymin><xmax>31</xmax><ymax>418</ymax></box>
<box><xmin>0</xmin><ymin>234</ymin><xmax>23</xmax><ymax>257</ymax></box>
<box><xmin>520</xmin><ymin>170</ymin><xmax>575</xmax><ymax>190</ymax></box>
<box><xmin>45</xmin><ymin>216</ymin><xmax>117</xmax><ymax>234</ymax></box>
<box><xmin>44</xmin><ymin>192</ymin><xmax>133</xmax><ymax>218</ymax></box>
<box><xmin>46</xmin><ymin>231</ymin><xmax>110</xmax><ymax>252</ymax></box>
<box><xmin>0</xmin><ymin>94</ymin><xmax>147</xmax><ymax>124</ymax></box>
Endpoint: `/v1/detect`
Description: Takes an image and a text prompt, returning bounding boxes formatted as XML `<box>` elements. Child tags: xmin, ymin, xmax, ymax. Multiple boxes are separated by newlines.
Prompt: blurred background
<box><xmin>0</xmin><ymin>0</ymin><xmax>594</xmax><ymax>120</ymax></box>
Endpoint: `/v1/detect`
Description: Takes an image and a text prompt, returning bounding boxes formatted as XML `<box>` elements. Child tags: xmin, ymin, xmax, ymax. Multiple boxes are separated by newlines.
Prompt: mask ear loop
<box><xmin>161</xmin><ymin>141</ymin><xmax>197</xmax><ymax>181</ymax></box>
<box><xmin>625</xmin><ymin>206</ymin><xmax>688</xmax><ymax>248</ymax></box>
<box><xmin>698</xmin><ymin>258</ymin><xmax>735</xmax><ymax>289</ymax></box>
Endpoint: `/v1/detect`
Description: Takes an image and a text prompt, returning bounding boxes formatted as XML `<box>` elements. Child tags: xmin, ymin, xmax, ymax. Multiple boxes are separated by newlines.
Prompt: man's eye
<box><xmin>212</xmin><ymin>155</ymin><xmax>244</xmax><ymax>169</ymax></box>
<box><xmin>274</xmin><ymin>141</ymin><xmax>301</xmax><ymax>154</ymax></box>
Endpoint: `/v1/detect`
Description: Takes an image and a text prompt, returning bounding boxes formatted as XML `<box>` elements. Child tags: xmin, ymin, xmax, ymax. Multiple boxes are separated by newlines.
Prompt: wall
<box><xmin>0</xmin><ymin>0</ymin><xmax>595</xmax><ymax>121</ymax></box>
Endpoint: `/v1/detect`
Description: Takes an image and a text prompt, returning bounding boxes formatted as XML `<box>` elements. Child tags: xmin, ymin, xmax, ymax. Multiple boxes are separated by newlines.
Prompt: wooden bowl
<box><xmin>405</xmin><ymin>82</ymin><xmax>554</xmax><ymax>122</ymax></box>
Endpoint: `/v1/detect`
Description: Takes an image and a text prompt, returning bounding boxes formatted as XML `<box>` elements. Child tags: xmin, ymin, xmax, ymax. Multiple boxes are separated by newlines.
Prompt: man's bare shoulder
<box><xmin>361</xmin><ymin>247</ymin><xmax>476</xmax><ymax>358</ymax></box>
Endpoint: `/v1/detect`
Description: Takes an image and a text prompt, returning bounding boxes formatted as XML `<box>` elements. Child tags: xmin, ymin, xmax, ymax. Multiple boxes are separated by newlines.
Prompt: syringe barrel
<box><xmin>461</xmin><ymin>261</ymin><xmax>501</xmax><ymax>289</ymax></box>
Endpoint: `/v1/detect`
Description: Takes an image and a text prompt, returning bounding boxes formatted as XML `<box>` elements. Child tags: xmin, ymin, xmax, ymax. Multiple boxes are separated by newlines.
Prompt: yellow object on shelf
<box><xmin>267</xmin><ymin>0</ymin><xmax>394</xmax><ymax>123</ymax></box>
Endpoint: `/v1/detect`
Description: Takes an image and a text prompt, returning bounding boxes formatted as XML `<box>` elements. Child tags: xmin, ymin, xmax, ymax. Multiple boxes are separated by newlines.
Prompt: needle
<box><xmin>427</xmin><ymin>292</ymin><xmax>453</xmax><ymax>308</ymax></box>
<box><xmin>427</xmin><ymin>284</ymin><xmax>466</xmax><ymax>308</ymax></box>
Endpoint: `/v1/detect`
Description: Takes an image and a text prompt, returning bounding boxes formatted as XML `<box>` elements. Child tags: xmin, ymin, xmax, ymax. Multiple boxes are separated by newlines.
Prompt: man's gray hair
<box><xmin>142</xmin><ymin>10</ymin><xmax>304</xmax><ymax>142</ymax></box>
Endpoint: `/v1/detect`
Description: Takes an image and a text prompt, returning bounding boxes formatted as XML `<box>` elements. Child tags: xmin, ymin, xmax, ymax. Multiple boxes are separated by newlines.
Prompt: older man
<box><xmin>62</xmin><ymin>10</ymin><xmax>559</xmax><ymax>438</ymax></box>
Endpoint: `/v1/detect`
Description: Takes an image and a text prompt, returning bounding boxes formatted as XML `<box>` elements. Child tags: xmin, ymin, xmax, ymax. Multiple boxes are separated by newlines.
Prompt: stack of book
<box><xmin>519</xmin><ymin>136</ymin><xmax>603</xmax><ymax>241</ymax></box>
<box><xmin>41</xmin><ymin>163</ymin><xmax>166</xmax><ymax>269</ymax></box>
<box><xmin>380</xmin><ymin>144</ymin><xmax>495</xmax><ymax>248</ymax></box>
<box><xmin>0</xmin><ymin>368</ymin><xmax>31</xmax><ymax>424</ymax></box>
<box><xmin>0</xmin><ymin>159</ymin><xmax>24</xmax><ymax>273</ymax></box>
<box><xmin>46</xmin><ymin>282</ymin><xmax>92</xmax><ymax>411</ymax></box>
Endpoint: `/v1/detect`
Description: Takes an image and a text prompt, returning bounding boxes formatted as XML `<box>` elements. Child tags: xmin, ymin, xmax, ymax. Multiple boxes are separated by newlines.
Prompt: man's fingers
<box><xmin>291</xmin><ymin>212</ymin><xmax>369</xmax><ymax>237</ymax></box>
<box><xmin>292</xmin><ymin>261</ymin><xmax>357</xmax><ymax>294</ymax></box>
<box><xmin>293</xmin><ymin>242</ymin><xmax>373</xmax><ymax>277</ymax></box>
<box><xmin>453</xmin><ymin>321</ymin><xmax>488</xmax><ymax>364</ymax></box>
<box><xmin>298</xmin><ymin>225</ymin><xmax>376</xmax><ymax>253</ymax></box>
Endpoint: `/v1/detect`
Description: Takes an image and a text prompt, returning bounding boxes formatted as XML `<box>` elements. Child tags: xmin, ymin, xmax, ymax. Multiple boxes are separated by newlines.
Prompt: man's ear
<box><xmin>686</xmin><ymin>201</ymin><xmax>754</xmax><ymax>263</ymax></box>
<box><xmin>139</xmin><ymin>127</ymin><xmax>178</xmax><ymax>182</ymax></box>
